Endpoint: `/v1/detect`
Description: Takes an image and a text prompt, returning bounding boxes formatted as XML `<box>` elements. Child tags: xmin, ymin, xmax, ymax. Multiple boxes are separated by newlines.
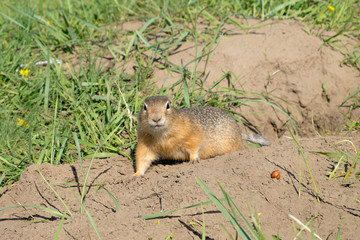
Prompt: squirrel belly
<box><xmin>133</xmin><ymin>96</ymin><xmax>269</xmax><ymax>176</ymax></box>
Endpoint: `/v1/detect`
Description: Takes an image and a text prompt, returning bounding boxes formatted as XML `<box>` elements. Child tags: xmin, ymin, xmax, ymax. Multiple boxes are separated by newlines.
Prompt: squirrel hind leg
<box><xmin>134</xmin><ymin>143</ymin><xmax>158</xmax><ymax>176</ymax></box>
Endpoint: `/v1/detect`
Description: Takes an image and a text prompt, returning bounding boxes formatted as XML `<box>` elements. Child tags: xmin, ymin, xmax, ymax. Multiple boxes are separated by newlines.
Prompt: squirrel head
<box><xmin>139</xmin><ymin>96</ymin><xmax>176</xmax><ymax>133</ymax></box>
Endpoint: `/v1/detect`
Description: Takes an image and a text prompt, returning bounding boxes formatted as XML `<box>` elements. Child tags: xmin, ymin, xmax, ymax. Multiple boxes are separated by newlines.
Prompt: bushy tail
<box><xmin>242</xmin><ymin>133</ymin><xmax>271</xmax><ymax>146</ymax></box>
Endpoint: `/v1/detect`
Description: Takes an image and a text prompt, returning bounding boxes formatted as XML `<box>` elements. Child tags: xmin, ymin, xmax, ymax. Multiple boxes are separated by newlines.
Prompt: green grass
<box><xmin>313</xmin><ymin>139</ymin><xmax>360</xmax><ymax>183</ymax></box>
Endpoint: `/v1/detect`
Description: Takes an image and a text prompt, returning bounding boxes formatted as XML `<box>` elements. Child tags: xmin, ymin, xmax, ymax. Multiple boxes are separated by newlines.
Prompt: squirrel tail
<box><xmin>242</xmin><ymin>133</ymin><xmax>271</xmax><ymax>146</ymax></box>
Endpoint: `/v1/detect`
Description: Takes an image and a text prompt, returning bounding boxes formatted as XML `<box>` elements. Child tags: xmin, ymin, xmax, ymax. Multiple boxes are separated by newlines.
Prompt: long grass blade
<box><xmin>287</xmin><ymin>125</ymin><xmax>320</xmax><ymax>202</ymax></box>
<box><xmin>85</xmin><ymin>208</ymin><xmax>102</xmax><ymax>240</ymax></box>
<box><xmin>141</xmin><ymin>197</ymin><xmax>229</xmax><ymax>220</ymax></box>
<box><xmin>265</xmin><ymin>0</ymin><xmax>303</xmax><ymax>17</ymax></box>
<box><xmin>100</xmin><ymin>186</ymin><xmax>121</xmax><ymax>212</ymax></box>
<box><xmin>196</xmin><ymin>177</ymin><xmax>251</xmax><ymax>240</ymax></box>
<box><xmin>71</xmin><ymin>14</ymin><xmax>104</xmax><ymax>32</ymax></box>
<box><xmin>218</xmin><ymin>182</ymin><xmax>260</xmax><ymax>239</ymax></box>
<box><xmin>53</xmin><ymin>216</ymin><xmax>65</xmax><ymax>240</ymax></box>
<box><xmin>0</xmin><ymin>204</ymin><xmax>68</xmax><ymax>219</ymax></box>
<box><xmin>0</xmin><ymin>12</ymin><xmax>26</xmax><ymax>29</ymax></box>
<box><xmin>36</xmin><ymin>166</ymin><xmax>73</xmax><ymax>216</ymax></box>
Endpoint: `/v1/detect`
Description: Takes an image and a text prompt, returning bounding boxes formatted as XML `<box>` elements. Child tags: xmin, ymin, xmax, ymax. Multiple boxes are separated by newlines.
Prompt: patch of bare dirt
<box><xmin>1</xmin><ymin>19</ymin><xmax>359</xmax><ymax>239</ymax></box>
<box><xmin>1</xmin><ymin>133</ymin><xmax>360</xmax><ymax>239</ymax></box>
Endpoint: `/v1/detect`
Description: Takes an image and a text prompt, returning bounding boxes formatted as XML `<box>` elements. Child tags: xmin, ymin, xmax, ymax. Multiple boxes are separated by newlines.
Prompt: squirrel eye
<box><xmin>166</xmin><ymin>102</ymin><xmax>170</xmax><ymax>110</ymax></box>
<box><xmin>143</xmin><ymin>104</ymin><xmax>147</xmax><ymax>111</ymax></box>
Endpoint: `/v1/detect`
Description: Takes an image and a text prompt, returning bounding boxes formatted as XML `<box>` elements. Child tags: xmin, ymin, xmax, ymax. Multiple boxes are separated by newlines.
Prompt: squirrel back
<box><xmin>178</xmin><ymin>106</ymin><xmax>244</xmax><ymax>158</ymax></box>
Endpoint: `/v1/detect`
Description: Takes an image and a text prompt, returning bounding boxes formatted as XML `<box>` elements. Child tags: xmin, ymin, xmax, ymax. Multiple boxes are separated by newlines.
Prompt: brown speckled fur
<box><xmin>134</xmin><ymin>96</ymin><xmax>243</xmax><ymax>176</ymax></box>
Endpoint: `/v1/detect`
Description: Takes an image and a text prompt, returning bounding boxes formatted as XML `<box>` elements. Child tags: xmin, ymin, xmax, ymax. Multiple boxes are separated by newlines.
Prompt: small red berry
<box><xmin>271</xmin><ymin>170</ymin><xmax>280</xmax><ymax>180</ymax></box>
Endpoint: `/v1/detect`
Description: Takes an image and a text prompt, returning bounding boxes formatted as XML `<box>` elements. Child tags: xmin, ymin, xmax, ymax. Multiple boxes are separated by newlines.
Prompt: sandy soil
<box><xmin>1</xmin><ymin>19</ymin><xmax>359</xmax><ymax>239</ymax></box>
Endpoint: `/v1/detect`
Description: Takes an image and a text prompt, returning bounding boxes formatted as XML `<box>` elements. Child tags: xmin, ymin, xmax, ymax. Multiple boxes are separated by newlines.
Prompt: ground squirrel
<box><xmin>133</xmin><ymin>96</ymin><xmax>270</xmax><ymax>176</ymax></box>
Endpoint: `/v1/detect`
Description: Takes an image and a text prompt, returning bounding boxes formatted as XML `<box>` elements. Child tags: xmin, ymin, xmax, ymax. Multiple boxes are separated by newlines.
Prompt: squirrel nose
<box><xmin>152</xmin><ymin>117</ymin><xmax>162</xmax><ymax>123</ymax></box>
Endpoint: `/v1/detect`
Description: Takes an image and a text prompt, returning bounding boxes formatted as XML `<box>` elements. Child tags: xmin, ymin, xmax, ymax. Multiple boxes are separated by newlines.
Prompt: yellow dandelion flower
<box><xmin>17</xmin><ymin>118</ymin><xmax>29</xmax><ymax>127</ymax></box>
<box><xmin>327</xmin><ymin>6</ymin><xmax>335</xmax><ymax>12</ymax></box>
<box><xmin>19</xmin><ymin>69</ymin><xmax>30</xmax><ymax>77</ymax></box>
<box><xmin>46</xmin><ymin>20</ymin><xmax>50</xmax><ymax>26</ymax></box>
<box><xmin>17</xmin><ymin>118</ymin><xmax>23</xmax><ymax>126</ymax></box>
